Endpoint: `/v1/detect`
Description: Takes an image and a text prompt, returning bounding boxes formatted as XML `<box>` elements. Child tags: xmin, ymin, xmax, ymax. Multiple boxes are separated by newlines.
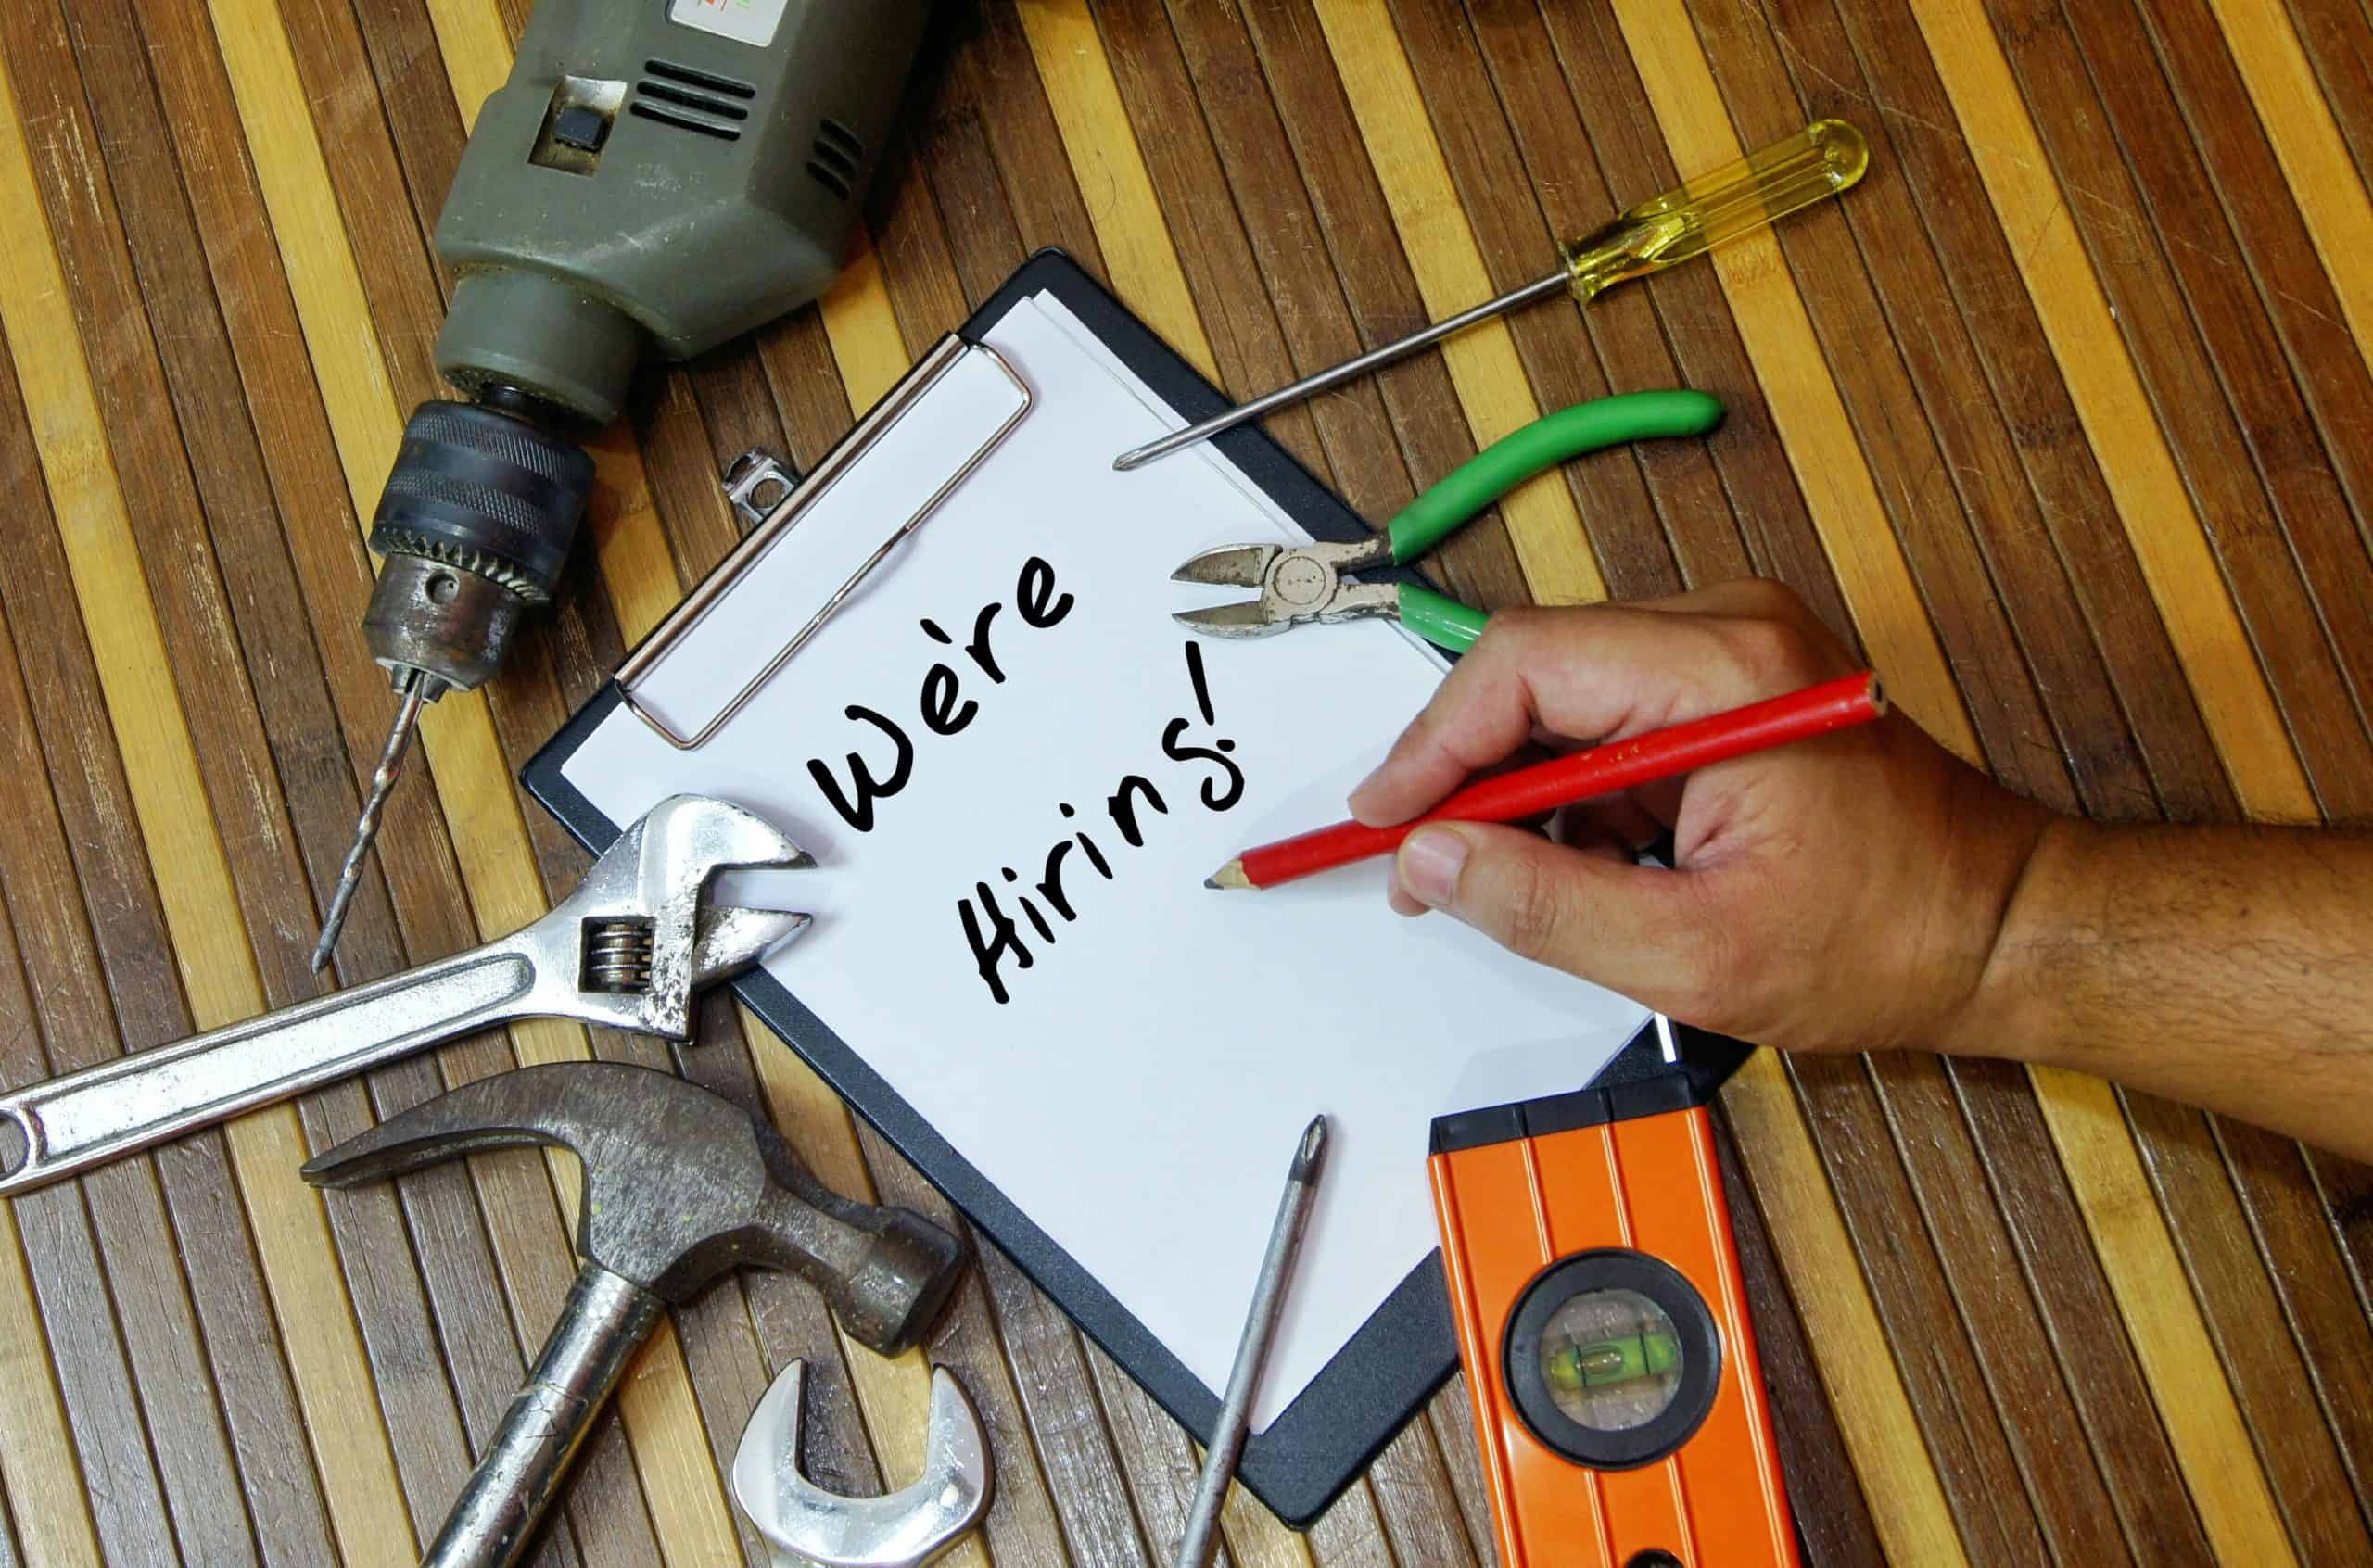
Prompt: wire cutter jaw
<box><xmin>1171</xmin><ymin>536</ymin><xmax>1397</xmax><ymax>638</ymax></box>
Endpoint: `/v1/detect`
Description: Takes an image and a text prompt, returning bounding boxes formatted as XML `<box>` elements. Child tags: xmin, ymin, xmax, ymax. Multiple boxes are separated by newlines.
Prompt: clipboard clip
<box><xmin>615</xmin><ymin>334</ymin><xmax>1033</xmax><ymax>749</ymax></box>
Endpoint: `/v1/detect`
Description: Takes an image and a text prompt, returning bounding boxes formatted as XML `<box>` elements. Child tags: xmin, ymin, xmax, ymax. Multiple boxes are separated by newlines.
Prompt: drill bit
<box><xmin>314</xmin><ymin>671</ymin><xmax>433</xmax><ymax>972</ymax></box>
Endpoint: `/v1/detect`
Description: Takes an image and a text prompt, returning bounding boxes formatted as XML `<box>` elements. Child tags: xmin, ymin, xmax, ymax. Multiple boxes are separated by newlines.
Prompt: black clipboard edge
<box><xmin>524</xmin><ymin>247</ymin><xmax>1672</xmax><ymax>1524</ymax></box>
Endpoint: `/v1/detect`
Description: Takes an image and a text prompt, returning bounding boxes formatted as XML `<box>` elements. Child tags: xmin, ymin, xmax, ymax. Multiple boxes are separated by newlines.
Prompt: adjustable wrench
<box><xmin>0</xmin><ymin>795</ymin><xmax>813</xmax><ymax>1197</ymax></box>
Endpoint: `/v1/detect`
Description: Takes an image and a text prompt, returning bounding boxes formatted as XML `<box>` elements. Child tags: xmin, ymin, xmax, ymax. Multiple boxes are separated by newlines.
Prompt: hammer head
<box><xmin>303</xmin><ymin>1063</ymin><xmax>965</xmax><ymax>1357</ymax></box>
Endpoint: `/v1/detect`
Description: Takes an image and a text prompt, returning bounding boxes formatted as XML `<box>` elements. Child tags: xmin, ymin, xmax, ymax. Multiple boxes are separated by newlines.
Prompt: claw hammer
<box><xmin>307</xmin><ymin>1061</ymin><xmax>968</xmax><ymax>1568</ymax></box>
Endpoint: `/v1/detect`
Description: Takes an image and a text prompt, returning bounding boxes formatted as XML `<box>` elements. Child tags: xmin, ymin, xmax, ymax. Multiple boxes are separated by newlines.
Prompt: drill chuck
<box><xmin>362</xmin><ymin>399</ymin><xmax>593</xmax><ymax>695</ymax></box>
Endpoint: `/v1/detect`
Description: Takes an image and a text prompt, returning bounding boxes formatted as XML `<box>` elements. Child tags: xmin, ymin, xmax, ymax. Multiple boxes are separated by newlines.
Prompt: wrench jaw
<box><xmin>537</xmin><ymin>795</ymin><xmax>817</xmax><ymax>1038</ymax></box>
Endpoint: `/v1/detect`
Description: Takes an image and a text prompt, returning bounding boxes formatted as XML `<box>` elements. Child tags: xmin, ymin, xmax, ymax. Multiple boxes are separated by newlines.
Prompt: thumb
<box><xmin>1393</xmin><ymin>823</ymin><xmax>1721</xmax><ymax>1013</ymax></box>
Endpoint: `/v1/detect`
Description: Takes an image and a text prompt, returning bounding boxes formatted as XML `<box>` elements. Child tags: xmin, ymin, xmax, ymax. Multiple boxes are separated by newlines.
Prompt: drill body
<box><xmin>330</xmin><ymin>0</ymin><xmax>928</xmax><ymax>968</ymax></box>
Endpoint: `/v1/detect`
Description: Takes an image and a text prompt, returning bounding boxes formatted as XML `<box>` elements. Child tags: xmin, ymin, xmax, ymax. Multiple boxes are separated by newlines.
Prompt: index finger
<box><xmin>1346</xmin><ymin>585</ymin><xmax>1846</xmax><ymax>826</ymax></box>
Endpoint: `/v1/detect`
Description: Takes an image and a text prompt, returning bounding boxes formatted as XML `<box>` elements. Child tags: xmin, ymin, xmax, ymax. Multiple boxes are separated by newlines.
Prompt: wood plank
<box><xmin>1962</xmin><ymin>0</ymin><xmax>2359</xmax><ymax>819</ymax></box>
<box><xmin>1711</xmin><ymin>1108</ymin><xmax>1891</xmax><ymax>1564</ymax></box>
<box><xmin>1608</xmin><ymin>0</ymin><xmax>1970</xmax><ymax>740</ymax></box>
<box><xmin>1522</xmin><ymin>0</ymin><xmax>1858</xmax><ymax>633</ymax></box>
<box><xmin>2211</xmin><ymin>0</ymin><xmax>2373</xmax><ymax>379</ymax></box>
<box><xmin>1302</xmin><ymin>0</ymin><xmax>1610</xmax><ymax>605</ymax></box>
<box><xmin>0</xmin><ymin>450</ymin><xmax>127</xmax><ymax>1568</ymax></box>
<box><xmin>1015</xmin><ymin>0</ymin><xmax>1217</xmax><ymax>378</ymax></box>
<box><xmin>49</xmin><ymin>4</ymin><xmax>576</xmax><ymax>1557</ymax></box>
<box><xmin>1094</xmin><ymin>0</ymin><xmax>1332</xmax><ymax>482</ymax></box>
<box><xmin>1171</xmin><ymin>0</ymin><xmax>1532</xmax><ymax>613</ymax></box>
<box><xmin>0</xmin><ymin>32</ymin><xmax>420</xmax><ymax>1565</ymax></box>
<box><xmin>1381</xmin><ymin>0</ymin><xmax>1686</xmax><ymax>604</ymax></box>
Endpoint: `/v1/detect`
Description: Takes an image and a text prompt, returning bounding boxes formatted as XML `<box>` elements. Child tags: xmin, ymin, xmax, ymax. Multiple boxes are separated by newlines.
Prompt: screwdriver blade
<box><xmin>313</xmin><ymin>673</ymin><xmax>431</xmax><ymax>973</ymax></box>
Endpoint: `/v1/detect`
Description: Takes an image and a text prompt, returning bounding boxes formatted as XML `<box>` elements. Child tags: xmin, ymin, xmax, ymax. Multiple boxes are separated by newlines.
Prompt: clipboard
<box><xmin>523</xmin><ymin>248</ymin><xmax>1682</xmax><ymax>1523</ymax></box>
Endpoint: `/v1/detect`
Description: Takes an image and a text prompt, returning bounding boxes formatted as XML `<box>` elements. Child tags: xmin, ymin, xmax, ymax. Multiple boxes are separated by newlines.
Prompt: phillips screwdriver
<box><xmin>1113</xmin><ymin>119</ymin><xmax>1870</xmax><ymax>472</ymax></box>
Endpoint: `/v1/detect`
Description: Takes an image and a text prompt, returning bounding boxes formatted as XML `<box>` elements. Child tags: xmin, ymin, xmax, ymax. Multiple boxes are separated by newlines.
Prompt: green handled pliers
<box><xmin>1170</xmin><ymin>390</ymin><xmax>1724</xmax><ymax>653</ymax></box>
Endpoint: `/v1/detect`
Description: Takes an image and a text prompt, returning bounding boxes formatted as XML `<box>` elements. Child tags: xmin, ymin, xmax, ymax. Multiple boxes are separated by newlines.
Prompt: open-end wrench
<box><xmin>733</xmin><ymin>1359</ymin><xmax>992</xmax><ymax>1568</ymax></box>
<box><xmin>0</xmin><ymin>794</ymin><xmax>812</xmax><ymax>1197</ymax></box>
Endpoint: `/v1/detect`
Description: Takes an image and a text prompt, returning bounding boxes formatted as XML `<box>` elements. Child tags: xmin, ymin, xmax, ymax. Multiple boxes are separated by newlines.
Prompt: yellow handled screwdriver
<box><xmin>1113</xmin><ymin>119</ymin><xmax>1870</xmax><ymax>472</ymax></box>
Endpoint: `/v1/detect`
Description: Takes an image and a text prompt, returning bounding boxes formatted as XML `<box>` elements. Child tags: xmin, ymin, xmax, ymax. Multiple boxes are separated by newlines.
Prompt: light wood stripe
<box><xmin>1304</xmin><ymin>0</ymin><xmax>1609</xmax><ymax>608</ymax></box>
<box><xmin>0</xmin><ymin>1163</ymin><xmax>102</xmax><ymax>1564</ymax></box>
<box><xmin>1900</xmin><ymin>3</ymin><xmax>2309</xmax><ymax>1562</ymax></box>
<box><xmin>1902</xmin><ymin>0</ymin><xmax>2315</xmax><ymax>826</ymax></box>
<box><xmin>1715</xmin><ymin>1051</ymin><xmax>1970</xmax><ymax>1566</ymax></box>
<box><xmin>2210</xmin><ymin>0</ymin><xmax>2373</xmax><ymax>385</ymax></box>
<box><xmin>0</xmin><ymin>44</ymin><xmax>419</xmax><ymax>1568</ymax></box>
<box><xmin>1608</xmin><ymin>0</ymin><xmax>1971</xmax><ymax>750</ymax></box>
<box><xmin>818</xmin><ymin>235</ymin><xmax>913</xmax><ymax>411</ymax></box>
<box><xmin>419</xmin><ymin>0</ymin><xmax>511</xmax><ymax>122</ymax></box>
<box><xmin>1015</xmin><ymin>0</ymin><xmax>1217</xmax><ymax>383</ymax></box>
<box><xmin>206</xmin><ymin>3</ymin><xmax>749</xmax><ymax>1559</ymax></box>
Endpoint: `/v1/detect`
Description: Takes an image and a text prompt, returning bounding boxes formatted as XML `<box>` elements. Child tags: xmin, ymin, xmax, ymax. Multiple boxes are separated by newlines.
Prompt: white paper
<box><xmin>564</xmin><ymin>293</ymin><xmax>1651</xmax><ymax>1426</ymax></box>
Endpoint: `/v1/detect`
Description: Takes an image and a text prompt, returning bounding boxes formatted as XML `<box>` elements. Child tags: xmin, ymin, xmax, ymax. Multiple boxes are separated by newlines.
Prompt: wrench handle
<box><xmin>426</xmin><ymin>1265</ymin><xmax>666</xmax><ymax>1568</ymax></box>
<box><xmin>0</xmin><ymin>945</ymin><xmax>537</xmax><ymax>1196</ymax></box>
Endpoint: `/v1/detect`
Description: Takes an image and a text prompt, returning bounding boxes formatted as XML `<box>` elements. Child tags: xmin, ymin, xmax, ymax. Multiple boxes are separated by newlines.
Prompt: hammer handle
<box><xmin>426</xmin><ymin>1264</ymin><xmax>665</xmax><ymax>1568</ymax></box>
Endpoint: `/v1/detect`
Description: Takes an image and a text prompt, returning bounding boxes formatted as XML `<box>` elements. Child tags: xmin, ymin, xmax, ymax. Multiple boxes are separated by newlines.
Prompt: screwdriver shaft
<box><xmin>1114</xmin><ymin>271</ymin><xmax>1567</xmax><ymax>472</ymax></box>
<box><xmin>313</xmin><ymin>672</ymin><xmax>431</xmax><ymax>972</ymax></box>
<box><xmin>1174</xmin><ymin>1114</ymin><xmax>1328</xmax><ymax>1568</ymax></box>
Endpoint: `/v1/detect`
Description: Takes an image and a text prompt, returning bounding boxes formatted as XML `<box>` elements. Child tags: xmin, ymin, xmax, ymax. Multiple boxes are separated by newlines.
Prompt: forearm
<box><xmin>1951</xmin><ymin>818</ymin><xmax>2373</xmax><ymax>1159</ymax></box>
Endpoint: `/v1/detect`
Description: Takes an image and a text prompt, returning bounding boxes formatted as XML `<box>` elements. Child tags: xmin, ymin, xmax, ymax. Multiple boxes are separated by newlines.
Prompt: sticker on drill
<box><xmin>667</xmin><ymin>0</ymin><xmax>792</xmax><ymax>48</ymax></box>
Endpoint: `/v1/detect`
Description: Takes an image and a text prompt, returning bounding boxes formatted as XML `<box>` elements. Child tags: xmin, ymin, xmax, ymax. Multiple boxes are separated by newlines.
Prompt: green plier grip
<box><xmin>1386</xmin><ymin>390</ymin><xmax>1725</xmax><ymax>563</ymax></box>
<box><xmin>1398</xmin><ymin>584</ymin><xmax>1488</xmax><ymax>652</ymax></box>
<box><xmin>1385</xmin><ymin>389</ymin><xmax>1724</xmax><ymax>652</ymax></box>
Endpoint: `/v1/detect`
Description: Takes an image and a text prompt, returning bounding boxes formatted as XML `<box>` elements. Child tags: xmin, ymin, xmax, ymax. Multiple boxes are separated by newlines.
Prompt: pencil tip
<box><xmin>1205</xmin><ymin>858</ymin><xmax>1250</xmax><ymax>891</ymax></box>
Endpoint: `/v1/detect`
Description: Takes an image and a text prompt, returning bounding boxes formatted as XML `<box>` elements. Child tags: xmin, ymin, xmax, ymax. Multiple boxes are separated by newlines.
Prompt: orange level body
<box><xmin>1429</xmin><ymin>1090</ymin><xmax>1796</xmax><ymax>1568</ymax></box>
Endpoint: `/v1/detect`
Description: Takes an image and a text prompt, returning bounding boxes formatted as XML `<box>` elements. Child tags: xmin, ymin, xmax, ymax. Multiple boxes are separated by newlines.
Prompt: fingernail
<box><xmin>1396</xmin><ymin>828</ymin><xmax>1468</xmax><ymax>910</ymax></box>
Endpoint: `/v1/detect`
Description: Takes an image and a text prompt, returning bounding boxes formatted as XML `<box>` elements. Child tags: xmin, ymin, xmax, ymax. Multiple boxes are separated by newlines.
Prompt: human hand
<box><xmin>1350</xmin><ymin>580</ymin><xmax>2051</xmax><ymax>1054</ymax></box>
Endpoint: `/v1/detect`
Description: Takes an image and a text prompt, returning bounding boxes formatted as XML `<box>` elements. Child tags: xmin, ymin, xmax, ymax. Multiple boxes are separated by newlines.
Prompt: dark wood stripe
<box><xmin>2283</xmin><ymin>0</ymin><xmax>2373</xmax><ymax>193</ymax></box>
<box><xmin>1712</xmin><ymin>1104</ymin><xmax>1891</xmax><ymax>1565</ymax></box>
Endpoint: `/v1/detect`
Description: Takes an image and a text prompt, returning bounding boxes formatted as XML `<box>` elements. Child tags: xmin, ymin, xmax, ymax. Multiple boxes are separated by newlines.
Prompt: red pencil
<box><xmin>1207</xmin><ymin>672</ymin><xmax>1885</xmax><ymax>891</ymax></box>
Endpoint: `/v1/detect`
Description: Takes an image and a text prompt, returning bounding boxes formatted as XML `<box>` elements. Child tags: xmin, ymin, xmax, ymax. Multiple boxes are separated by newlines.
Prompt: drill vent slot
<box><xmin>644</xmin><ymin>58</ymin><xmax>756</xmax><ymax>98</ymax></box>
<box><xmin>806</xmin><ymin>119</ymin><xmax>866</xmax><ymax>200</ymax></box>
<box><xmin>632</xmin><ymin>60</ymin><xmax>754</xmax><ymax>141</ymax></box>
<box><xmin>630</xmin><ymin>101</ymin><xmax>742</xmax><ymax>141</ymax></box>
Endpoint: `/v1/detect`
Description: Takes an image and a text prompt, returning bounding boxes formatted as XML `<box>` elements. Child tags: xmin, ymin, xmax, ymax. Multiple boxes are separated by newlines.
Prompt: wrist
<box><xmin>1936</xmin><ymin>811</ymin><xmax>2088</xmax><ymax>1062</ymax></box>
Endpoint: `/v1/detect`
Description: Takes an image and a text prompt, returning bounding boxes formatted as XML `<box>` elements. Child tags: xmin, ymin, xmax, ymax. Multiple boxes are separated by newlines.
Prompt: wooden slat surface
<box><xmin>3</xmin><ymin>2</ymin><xmax>2370</xmax><ymax>1562</ymax></box>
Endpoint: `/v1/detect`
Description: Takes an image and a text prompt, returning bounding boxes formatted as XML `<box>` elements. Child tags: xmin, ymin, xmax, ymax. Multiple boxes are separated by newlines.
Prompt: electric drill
<box><xmin>317</xmin><ymin>0</ymin><xmax>929</xmax><ymax>969</ymax></box>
